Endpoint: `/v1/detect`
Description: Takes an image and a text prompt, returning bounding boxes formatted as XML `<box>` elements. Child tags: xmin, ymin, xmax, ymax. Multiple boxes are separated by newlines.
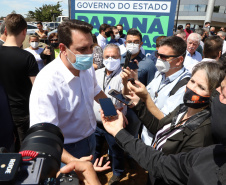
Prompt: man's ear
<box><xmin>59</xmin><ymin>43</ymin><xmax>67</xmax><ymax>55</ymax></box>
<box><xmin>218</xmin><ymin>50</ymin><xmax>222</xmax><ymax>59</ymax></box>
<box><xmin>176</xmin><ymin>55</ymin><xmax>184</xmax><ymax>66</ymax></box>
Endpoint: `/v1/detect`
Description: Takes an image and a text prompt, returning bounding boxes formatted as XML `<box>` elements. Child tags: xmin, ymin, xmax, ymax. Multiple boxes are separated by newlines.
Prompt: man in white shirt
<box><xmin>184</xmin><ymin>33</ymin><xmax>202</xmax><ymax>73</ymax></box>
<box><xmin>30</xmin><ymin>20</ymin><xmax>108</xmax><ymax>164</ymax></box>
<box><xmin>94</xmin><ymin>44</ymin><xmax>126</xmax><ymax>184</ymax></box>
<box><xmin>217</xmin><ymin>31</ymin><xmax>226</xmax><ymax>54</ymax></box>
<box><xmin>97</xmin><ymin>23</ymin><xmax>111</xmax><ymax>50</ymax></box>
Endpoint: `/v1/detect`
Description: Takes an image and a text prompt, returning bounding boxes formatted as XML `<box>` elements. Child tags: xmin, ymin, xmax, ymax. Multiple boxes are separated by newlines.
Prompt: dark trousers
<box><xmin>13</xmin><ymin>115</ymin><xmax>29</xmax><ymax>152</ymax></box>
<box><xmin>94</xmin><ymin>124</ymin><xmax>124</xmax><ymax>176</ymax></box>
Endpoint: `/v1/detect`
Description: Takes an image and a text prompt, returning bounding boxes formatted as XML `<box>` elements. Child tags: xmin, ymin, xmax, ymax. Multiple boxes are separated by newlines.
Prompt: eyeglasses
<box><xmin>126</xmin><ymin>40</ymin><xmax>141</xmax><ymax>44</ymax></box>
<box><xmin>155</xmin><ymin>52</ymin><xmax>180</xmax><ymax>60</ymax></box>
<box><xmin>50</xmin><ymin>39</ymin><xmax>58</xmax><ymax>41</ymax></box>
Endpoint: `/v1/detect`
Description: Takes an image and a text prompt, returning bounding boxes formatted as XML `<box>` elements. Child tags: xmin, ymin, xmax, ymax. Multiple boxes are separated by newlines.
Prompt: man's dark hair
<box><xmin>127</xmin><ymin>28</ymin><xmax>142</xmax><ymax>41</ymax></box>
<box><xmin>36</xmin><ymin>21</ymin><xmax>43</xmax><ymax>26</ymax></box>
<box><xmin>116</xmin><ymin>24</ymin><xmax>123</xmax><ymax>28</ymax></box>
<box><xmin>5</xmin><ymin>14</ymin><xmax>27</xmax><ymax>36</ymax></box>
<box><xmin>156</xmin><ymin>36</ymin><xmax>166</xmax><ymax>48</ymax></box>
<box><xmin>0</xmin><ymin>21</ymin><xmax>5</xmax><ymax>35</ymax></box>
<box><xmin>159</xmin><ymin>36</ymin><xmax>186</xmax><ymax>58</ymax></box>
<box><xmin>177</xmin><ymin>25</ymin><xmax>183</xmax><ymax>30</ymax></box>
<box><xmin>58</xmin><ymin>19</ymin><xmax>93</xmax><ymax>48</ymax></box>
<box><xmin>186</xmin><ymin>23</ymin><xmax>191</xmax><ymax>26</ymax></box>
<box><xmin>204</xmin><ymin>36</ymin><xmax>223</xmax><ymax>59</ymax></box>
<box><xmin>99</xmin><ymin>23</ymin><xmax>110</xmax><ymax>33</ymax></box>
<box><xmin>205</xmin><ymin>22</ymin><xmax>210</xmax><ymax>25</ymax></box>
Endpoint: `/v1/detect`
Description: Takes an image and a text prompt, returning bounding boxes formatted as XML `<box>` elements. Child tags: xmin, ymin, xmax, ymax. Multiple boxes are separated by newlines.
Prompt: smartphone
<box><xmin>99</xmin><ymin>98</ymin><xmax>117</xmax><ymax>117</ymax></box>
<box><xmin>108</xmin><ymin>89</ymin><xmax>133</xmax><ymax>106</ymax></box>
<box><xmin>123</xmin><ymin>51</ymin><xmax>132</xmax><ymax>68</ymax></box>
<box><xmin>128</xmin><ymin>61</ymin><xmax>139</xmax><ymax>69</ymax></box>
<box><xmin>128</xmin><ymin>78</ymin><xmax>135</xmax><ymax>85</ymax></box>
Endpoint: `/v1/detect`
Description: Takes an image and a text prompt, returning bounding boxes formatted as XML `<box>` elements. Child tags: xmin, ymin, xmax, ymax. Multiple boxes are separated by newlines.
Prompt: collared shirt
<box><xmin>97</xmin><ymin>34</ymin><xmax>107</xmax><ymax>50</ymax></box>
<box><xmin>184</xmin><ymin>50</ymin><xmax>202</xmax><ymax>73</ymax></box>
<box><xmin>93</xmin><ymin>66</ymin><xmax>126</xmax><ymax>122</ymax></box>
<box><xmin>141</xmin><ymin>67</ymin><xmax>191</xmax><ymax>145</ymax></box>
<box><xmin>108</xmin><ymin>38</ymin><xmax>126</xmax><ymax>46</ymax></box>
<box><xmin>132</xmin><ymin>51</ymin><xmax>157</xmax><ymax>86</ymax></box>
<box><xmin>29</xmin><ymin>55</ymin><xmax>101</xmax><ymax>144</ymax></box>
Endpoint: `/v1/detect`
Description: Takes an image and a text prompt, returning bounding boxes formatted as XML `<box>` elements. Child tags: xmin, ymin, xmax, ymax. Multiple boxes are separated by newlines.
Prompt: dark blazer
<box><xmin>133</xmin><ymin>101</ymin><xmax>213</xmax><ymax>155</ymax></box>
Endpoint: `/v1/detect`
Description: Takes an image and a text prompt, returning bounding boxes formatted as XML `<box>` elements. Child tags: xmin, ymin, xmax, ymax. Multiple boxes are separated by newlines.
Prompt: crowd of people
<box><xmin>0</xmin><ymin>13</ymin><xmax>226</xmax><ymax>185</ymax></box>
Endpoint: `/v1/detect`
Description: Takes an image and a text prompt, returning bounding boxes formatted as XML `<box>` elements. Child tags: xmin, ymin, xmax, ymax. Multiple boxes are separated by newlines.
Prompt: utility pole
<box><xmin>175</xmin><ymin>0</ymin><xmax>181</xmax><ymax>32</ymax></box>
<box><xmin>68</xmin><ymin>0</ymin><xmax>71</xmax><ymax>19</ymax></box>
<box><xmin>204</xmin><ymin>0</ymin><xmax>215</xmax><ymax>25</ymax></box>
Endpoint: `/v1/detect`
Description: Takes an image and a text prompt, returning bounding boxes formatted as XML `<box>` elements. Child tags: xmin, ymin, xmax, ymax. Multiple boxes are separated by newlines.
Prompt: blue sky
<box><xmin>0</xmin><ymin>0</ymin><xmax>68</xmax><ymax>18</ymax></box>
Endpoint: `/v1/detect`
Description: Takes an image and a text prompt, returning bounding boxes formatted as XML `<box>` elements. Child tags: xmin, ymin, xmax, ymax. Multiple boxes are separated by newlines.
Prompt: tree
<box><xmin>26</xmin><ymin>2</ymin><xmax>62</xmax><ymax>22</ymax></box>
<box><xmin>11</xmin><ymin>10</ymin><xmax>17</xmax><ymax>14</ymax></box>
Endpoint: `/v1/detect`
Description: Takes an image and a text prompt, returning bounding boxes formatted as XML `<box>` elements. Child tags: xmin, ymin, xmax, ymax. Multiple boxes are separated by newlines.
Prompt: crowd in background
<box><xmin>0</xmin><ymin>13</ymin><xmax>226</xmax><ymax>185</ymax></box>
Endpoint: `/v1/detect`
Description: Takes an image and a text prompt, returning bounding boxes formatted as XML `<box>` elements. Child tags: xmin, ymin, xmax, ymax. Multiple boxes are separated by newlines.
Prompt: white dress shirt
<box><xmin>184</xmin><ymin>50</ymin><xmax>202</xmax><ymax>73</ymax></box>
<box><xmin>97</xmin><ymin>34</ymin><xmax>107</xmax><ymax>50</ymax></box>
<box><xmin>141</xmin><ymin>67</ymin><xmax>191</xmax><ymax>145</ymax></box>
<box><xmin>30</xmin><ymin>55</ymin><xmax>101</xmax><ymax>144</ymax></box>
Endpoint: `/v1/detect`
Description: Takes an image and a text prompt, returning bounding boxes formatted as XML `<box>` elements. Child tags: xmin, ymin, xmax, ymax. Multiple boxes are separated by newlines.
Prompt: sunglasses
<box><xmin>155</xmin><ymin>52</ymin><xmax>180</xmax><ymax>60</ymax></box>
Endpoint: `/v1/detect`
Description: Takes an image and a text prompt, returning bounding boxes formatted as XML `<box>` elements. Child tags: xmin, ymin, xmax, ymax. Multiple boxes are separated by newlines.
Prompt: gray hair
<box><xmin>195</xmin><ymin>29</ymin><xmax>205</xmax><ymax>36</ymax></box>
<box><xmin>0</xmin><ymin>21</ymin><xmax>6</xmax><ymax>35</ymax></box>
<box><xmin>103</xmin><ymin>43</ymin><xmax>120</xmax><ymax>57</ymax></box>
<box><xmin>187</xmin><ymin>33</ymin><xmax>201</xmax><ymax>44</ymax></box>
<box><xmin>217</xmin><ymin>31</ymin><xmax>226</xmax><ymax>38</ymax></box>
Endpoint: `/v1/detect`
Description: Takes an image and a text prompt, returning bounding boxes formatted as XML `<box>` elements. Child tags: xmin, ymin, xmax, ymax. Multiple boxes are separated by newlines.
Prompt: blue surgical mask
<box><xmin>66</xmin><ymin>47</ymin><xmax>93</xmax><ymax>70</ymax></box>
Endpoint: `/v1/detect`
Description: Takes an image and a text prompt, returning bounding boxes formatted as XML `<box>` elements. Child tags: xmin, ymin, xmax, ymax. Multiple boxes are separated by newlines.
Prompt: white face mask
<box><xmin>114</xmin><ymin>33</ymin><xmax>120</xmax><ymax>40</ymax></box>
<box><xmin>103</xmin><ymin>57</ymin><xmax>121</xmax><ymax>71</ymax></box>
<box><xmin>30</xmin><ymin>42</ymin><xmax>39</xmax><ymax>49</ymax></box>
<box><xmin>126</xmin><ymin>43</ymin><xmax>140</xmax><ymax>55</ymax></box>
<box><xmin>155</xmin><ymin>59</ymin><xmax>170</xmax><ymax>73</ymax></box>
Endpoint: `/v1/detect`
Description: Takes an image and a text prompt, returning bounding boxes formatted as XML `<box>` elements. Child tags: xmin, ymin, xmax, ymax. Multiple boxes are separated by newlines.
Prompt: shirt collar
<box><xmin>105</xmin><ymin>65</ymin><xmax>121</xmax><ymax>79</ymax></box>
<box><xmin>58</xmin><ymin>54</ymin><xmax>78</xmax><ymax>84</ymax></box>
<box><xmin>132</xmin><ymin>51</ymin><xmax>145</xmax><ymax>61</ymax></box>
<box><xmin>99</xmin><ymin>34</ymin><xmax>106</xmax><ymax>41</ymax></box>
<box><xmin>162</xmin><ymin>67</ymin><xmax>186</xmax><ymax>83</ymax></box>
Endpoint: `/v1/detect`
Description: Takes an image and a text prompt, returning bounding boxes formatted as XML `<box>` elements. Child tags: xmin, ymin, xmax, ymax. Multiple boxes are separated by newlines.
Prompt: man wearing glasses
<box><xmin>140</xmin><ymin>36</ymin><xmax>191</xmax><ymax>145</ymax></box>
<box><xmin>125</xmin><ymin>28</ymin><xmax>156</xmax><ymax>86</ymax></box>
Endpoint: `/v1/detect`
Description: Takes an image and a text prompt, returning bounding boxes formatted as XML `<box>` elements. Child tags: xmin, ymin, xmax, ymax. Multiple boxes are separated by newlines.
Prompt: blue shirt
<box><xmin>132</xmin><ymin>51</ymin><xmax>157</xmax><ymax>86</ymax></box>
<box><xmin>108</xmin><ymin>38</ymin><xmax>125</xmax><ymax>46</ymax></box>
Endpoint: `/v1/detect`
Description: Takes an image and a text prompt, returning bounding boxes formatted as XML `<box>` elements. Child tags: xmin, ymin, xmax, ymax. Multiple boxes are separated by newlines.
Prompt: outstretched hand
<box><xmin>128</xmin><ymin>80</ymin><xmax>149</xmax><ymax>101</ymax></box>
<box><xmin>93</xmin><ymin>156</ymin><xmax>111</xmax><ymax>172</ymax></box>
<box><xmin>101</xmin><ymin>109</ymin><xmax>124</xmax><ymax>137</ymax></box>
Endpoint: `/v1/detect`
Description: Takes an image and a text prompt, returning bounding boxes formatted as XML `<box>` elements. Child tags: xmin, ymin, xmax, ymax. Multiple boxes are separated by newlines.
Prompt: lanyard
<box><xmin>154</xmin><ymin>69</ymin><xmax>186</xmax><ymax>98</ymax></box>
<box><xmin>103</xmin><ymin>68</ymin><xmax>119</xmax><ymax>91</ymax></box>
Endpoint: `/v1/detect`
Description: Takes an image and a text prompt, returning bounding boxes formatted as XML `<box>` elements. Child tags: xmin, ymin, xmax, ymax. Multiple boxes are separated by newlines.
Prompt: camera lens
<box><xmin>19</xmin><ymin>123</ymin><xmax>64</xmax><ymax>179</ymax></box>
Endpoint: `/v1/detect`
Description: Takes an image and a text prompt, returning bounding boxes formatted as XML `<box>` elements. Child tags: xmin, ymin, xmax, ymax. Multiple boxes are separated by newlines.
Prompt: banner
<box><xmin>71</xmin><ymin>0</ymin><xmax>177</xmax><ymax>55</ymax></box>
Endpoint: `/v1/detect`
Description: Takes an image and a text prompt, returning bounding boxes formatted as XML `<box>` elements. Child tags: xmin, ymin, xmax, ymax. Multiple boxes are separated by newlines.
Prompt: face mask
<box><xmin>210</xmin><ymin>90</ymin><xmax>226</xmax><ymax>146</ymax></box>
<box><xmin>66</xmin><ymin>47</ymin><xmax>93</xmax><ymax>70</ymax></box>
<box><xmin>105</xmin><ymin>31</ymin><xmax>111</xmax><ymax>38</ymax></box>
<box><xmin>186</xmin><ymin>27</ymin><xmax>190</xmax><ymax>30</ymax></box>
<box><xmin>119</xmin><ymin>31</ymin><xmax>123</xmax><ymax>36</ymax></box>
<box><xmin>126</xmin><ymin>43</ymin><xmax>140</xmax><ymax>55</ymax></box>
<box><xmin>50</xmin><ymin>43</ymin><xmax>59</xmax><ymax>48</ymax></box>
<box><xmin>30</xmin><ymin>42</ymin><xmax>39</xmax><ymax>49</ymax></box>
<box><xmin>114</xmin><ymin>33</ymin><xmax>120</xmax><ymax>40</ymax></box>
<box><xmin>183</xmin><ymin>86</ymin><xmax>210</xmax><ymax>109</ymax></box>
<box><xmin>103</xmin><ymin>57</ymin><xmax>120</xmax><ymax>71</ymax></box>
<box><xmin>155</xmin><ymin>58</ymin><xmax>170</xmax><ymax>73</ymax></box>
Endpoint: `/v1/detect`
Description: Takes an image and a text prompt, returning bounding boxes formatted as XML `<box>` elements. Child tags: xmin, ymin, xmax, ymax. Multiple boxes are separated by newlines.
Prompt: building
<box><xmin>175</xmin><ymin>0</ymin><xmax>226</xmax><ymax>29</ymax></box>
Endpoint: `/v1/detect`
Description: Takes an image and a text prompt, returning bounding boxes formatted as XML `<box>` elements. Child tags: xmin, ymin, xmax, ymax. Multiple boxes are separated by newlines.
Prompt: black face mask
<box><xmin>119</xmin><ymin>31</ymin><xmax>123</xmax><ymax>36</ymax></box>
<box><xmin>210</xmin><ymin>90</ymin><xmax>226</xmax><ymax>146</ymax></box>
<box><xmin>50</xmin><ymin>43</ymin><xmax>59</xmax><ymax>48</ymax></box>
<box><xmin>186</xmin><ymin>27</ymin><xmax>190</xmax><ymax>30</ymax></box>
<box><xmin>183</xmin><ymin>87</ymin><xmax>210</xmax><ymax>109</ymax></box>
<box><xmin>105</xmin><ymin>31</ymin><xmax>111</xmax><ymax>38</ymax></box>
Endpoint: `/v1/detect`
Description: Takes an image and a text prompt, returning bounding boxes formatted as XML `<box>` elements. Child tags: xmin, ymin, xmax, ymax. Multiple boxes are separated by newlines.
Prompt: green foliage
<box><xmin>26</xmin><ymin>2</ymin><xmax>62</xmax><ymax>22</ymax></box>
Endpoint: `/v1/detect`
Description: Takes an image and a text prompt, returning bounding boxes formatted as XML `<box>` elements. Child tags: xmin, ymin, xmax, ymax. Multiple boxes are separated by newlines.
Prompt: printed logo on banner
<box><xmin>71</xmin><ymin>0</ymin><xmax>177</xmax><ymax>55</ymax></box>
